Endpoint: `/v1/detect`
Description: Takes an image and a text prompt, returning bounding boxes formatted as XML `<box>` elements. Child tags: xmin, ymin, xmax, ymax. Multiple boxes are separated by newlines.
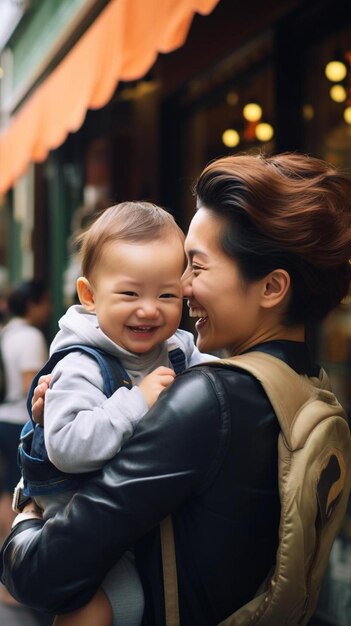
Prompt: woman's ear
<box><xmin>76</xmin><ymin>277</ymin><xmax>95</xmax><ymax>311</ymax></box>
<box><xmin>261</xmin><ymin>269</ymin><xmax>291</xmax><ymax>309</ymax></box>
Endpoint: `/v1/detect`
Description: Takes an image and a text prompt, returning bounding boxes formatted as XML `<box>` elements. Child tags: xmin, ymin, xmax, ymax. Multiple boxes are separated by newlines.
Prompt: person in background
<box><xmin>1</xmin><ymin>153</ymin><xmax>351</xmax><ymax>626</ymax></box>
<box><xmin>0</xmin><ymin>280</ymin><xmax>51</xmax><ymax>605</ymax></box>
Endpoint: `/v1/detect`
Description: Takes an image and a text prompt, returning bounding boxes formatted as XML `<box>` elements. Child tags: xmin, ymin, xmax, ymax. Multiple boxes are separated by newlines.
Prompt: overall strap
<box><xmin>168</xmin><ymin>345</ymin><xmax>186</xmax><ymax>375</ymax></box>
<box><xmin>26</xmin><ymin>344</ymin><xmax>132</xmax><ymax>419</ymax></box>
<box><xmin>84</xmin><ymin>346</ymin><xmax>133</xmax><ymax>395</ymax></box>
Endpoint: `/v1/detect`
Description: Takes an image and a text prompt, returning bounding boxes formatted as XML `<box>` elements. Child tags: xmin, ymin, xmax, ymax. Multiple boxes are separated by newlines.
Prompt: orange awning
<box><xmin>0</xmin><ymin>0</ymin><xmax>219</xmax><ymax>196</ymax></box>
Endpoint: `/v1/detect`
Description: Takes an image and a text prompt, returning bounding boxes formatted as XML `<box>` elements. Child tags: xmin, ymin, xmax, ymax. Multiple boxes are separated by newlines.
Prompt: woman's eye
<box><xmin>191</xmin><ymin>264</ymin><xmax>202</xmax><ymax>272</ymax></box>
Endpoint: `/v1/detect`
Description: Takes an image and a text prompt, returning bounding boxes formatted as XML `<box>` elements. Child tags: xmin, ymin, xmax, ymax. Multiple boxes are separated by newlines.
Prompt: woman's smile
<box><xmin>187</xmin><ymin>302</ymin><xmax>208</xmax><ymax>321</ymax></box>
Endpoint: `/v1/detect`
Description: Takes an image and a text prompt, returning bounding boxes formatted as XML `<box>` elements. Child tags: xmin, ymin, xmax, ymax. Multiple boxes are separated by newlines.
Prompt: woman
<box><xmin>1</xmin><ymin>153</ymin><xmax>351</xmax><ymax>625</ymax></box>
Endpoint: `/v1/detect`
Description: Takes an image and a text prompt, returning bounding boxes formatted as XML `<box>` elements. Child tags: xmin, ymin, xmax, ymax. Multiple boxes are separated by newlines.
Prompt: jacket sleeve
<box><xmin>0</xmin><ymin>368</ymin><xmax>229</xmax><ymax>614</ymax></box>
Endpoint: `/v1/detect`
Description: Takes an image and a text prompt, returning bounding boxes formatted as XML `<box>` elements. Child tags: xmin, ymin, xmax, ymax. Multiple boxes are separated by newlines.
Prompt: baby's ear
<box><xmin>76</xmin><ymin>277</ymin><xmax>95</xmax><ymax>311</ymax></box>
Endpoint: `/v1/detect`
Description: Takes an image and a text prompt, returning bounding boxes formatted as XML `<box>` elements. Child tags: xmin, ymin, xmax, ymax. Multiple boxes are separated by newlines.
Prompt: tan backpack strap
<box><xmin>160</xmin><ymin>515</ymin><xmax>180</xmax><ymax>626</ymax></box>
<box><xmin>220</xmin><ymin>353</ymin><xmax>310</xmax><ymax>431</ymax></box>
<box><xmin>217</xmin><ymin>352</ymin><xmax>345</xmax><ymax>450</ymax></box>
<box><xmin>159</xmin><ymin>352</ymin><xmax>348</xmax><ymax>626</ymax></box>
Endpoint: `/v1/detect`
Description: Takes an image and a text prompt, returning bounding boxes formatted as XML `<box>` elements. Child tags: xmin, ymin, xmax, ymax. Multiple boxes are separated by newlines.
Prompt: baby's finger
<box><xmin>38</xmin><ymin>374</ymin><xmax>52</xmax><ymax>386</ymax></box>
<box><xmin>154</xmin><ymin>366</ymin><xmax>176</xmax><ymax>377</ymax></box>
<box><xmin>32</xmin><ymin>383</ymin><xmax>48</xmax><ymax>405</ymax></box>
<box><xmin>160</xmin><ymin>374</ymin><xmax>176</xmax><ymax>388</ymax></box>
<box><xmin>32</xmin><ymin>397</ymin><xmax>45</xmax><ymax>424</ymax></box>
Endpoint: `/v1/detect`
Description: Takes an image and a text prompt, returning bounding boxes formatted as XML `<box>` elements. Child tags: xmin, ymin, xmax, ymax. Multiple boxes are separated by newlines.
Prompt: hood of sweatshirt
<box><xmin>50</xmin><ymin>305</ymin><xmax>169</xmax><ymax>381</ymax></box>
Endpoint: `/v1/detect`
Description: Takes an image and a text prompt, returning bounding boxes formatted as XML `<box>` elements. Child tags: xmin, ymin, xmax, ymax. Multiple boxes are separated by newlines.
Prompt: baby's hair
<box><xmin>79</xmin><ymin>201</ymin><xmax>184</xmax><ymax>279</ymax></box>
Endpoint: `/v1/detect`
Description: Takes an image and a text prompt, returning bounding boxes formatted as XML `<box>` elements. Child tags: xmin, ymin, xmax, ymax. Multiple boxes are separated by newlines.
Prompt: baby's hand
<box><xmin>139</xmin><ymin>367</ymin><xmax>176</xmax><ymax>407</ymax></box>
<box><xmin>31</xmin><ymin>374</ymin><xmax>52</xmax><ymax>425</ymax></box>
<box><xmin>12</xmin><ymin>501</ymin><xmax>43</xmax><ymax>528</ymax></box>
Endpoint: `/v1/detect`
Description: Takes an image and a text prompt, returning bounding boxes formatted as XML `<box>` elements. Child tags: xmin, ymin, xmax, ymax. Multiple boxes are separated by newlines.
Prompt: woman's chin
<box><xmin>195</xmin><ymin>319</ymin><xmax>212</xmax><ymax>352</ymax></box>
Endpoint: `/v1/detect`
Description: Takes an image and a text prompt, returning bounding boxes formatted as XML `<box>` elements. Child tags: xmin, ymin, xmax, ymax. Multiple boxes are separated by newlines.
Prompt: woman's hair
<box><xmin>195</xmin><ymin>152</ymin><xmax>351</xmax><ymax>324</ymax></box>
<box><xmin>7</xmin><ymin>280</ymin><xmax>48</xmax><ymax>317</ymax></box>
<box><xmin>79</xmin><ymin>201</ymin><xmax>184</xmax><ymax>279</ymax></box>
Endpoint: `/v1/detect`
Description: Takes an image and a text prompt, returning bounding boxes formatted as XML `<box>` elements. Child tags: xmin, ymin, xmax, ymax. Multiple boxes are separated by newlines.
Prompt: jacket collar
<box><xmin>246</xmin><ymin>340</ymin><xmax>320</xmax><ymax>377</ymax></box>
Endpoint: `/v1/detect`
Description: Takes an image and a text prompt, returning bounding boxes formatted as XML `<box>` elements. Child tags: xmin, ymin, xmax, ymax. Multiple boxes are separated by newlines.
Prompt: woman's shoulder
<box><xmin>186</xmin><ymin>358</ymin><xmax>263</xmax><ymax>383</ymax></box>
<box><xmin>182</xmin><ymin>359</ymin><xmax>270</xmax><ymax>413</ymax></box>
<box><xmin>168</xmin><ymin>360</ymin><xmax>262</xmax><ymax>413</ymax></box>
<box><xmin>140</xmin><ymin>364</ymin><xmax>233</xmax><ymax>475</ymax></box>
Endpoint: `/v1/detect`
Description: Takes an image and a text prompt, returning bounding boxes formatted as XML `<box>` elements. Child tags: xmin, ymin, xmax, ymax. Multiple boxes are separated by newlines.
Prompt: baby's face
<box><xmin>89</xmin><ymin>235</ymin><xmax>185</xmax><ymax>354</ymax></box>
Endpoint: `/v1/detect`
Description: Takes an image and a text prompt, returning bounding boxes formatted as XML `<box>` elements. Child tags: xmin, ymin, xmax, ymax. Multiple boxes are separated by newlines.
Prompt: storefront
<box><xmin>0</xmin><ymin>1</ymin><xmax>350</xmax><ymax>620</ymax></box>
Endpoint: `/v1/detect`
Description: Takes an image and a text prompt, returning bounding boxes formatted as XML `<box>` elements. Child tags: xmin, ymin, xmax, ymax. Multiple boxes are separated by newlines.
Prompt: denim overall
<box><xmin>18</xmin><ymin>344</ymin><xmax>186</xmax><ymax>497</ymax></box>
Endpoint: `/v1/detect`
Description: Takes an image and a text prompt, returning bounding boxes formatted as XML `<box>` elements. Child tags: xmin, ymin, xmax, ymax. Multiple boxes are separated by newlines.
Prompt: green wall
<box><xmin>45</xmin><ymin>153</ymin><xmax>70</xmax><ymax>335</ymax></box>
<box><xmin>10</xmin><ymin>0</ymin><xmax>93</xmax><ymax>93</ymax></box>
<box><xmin>9</xmin><ymin>206</ymin><xmax>22</xmax><ymax>284</ymax></box>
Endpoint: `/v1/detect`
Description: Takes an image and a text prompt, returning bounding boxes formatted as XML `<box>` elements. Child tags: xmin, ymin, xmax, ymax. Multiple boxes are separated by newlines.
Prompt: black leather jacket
<box><xmin>0</xmin><ymin>341</ymin><xmax>319</xmax><ymax>625</ymax></box>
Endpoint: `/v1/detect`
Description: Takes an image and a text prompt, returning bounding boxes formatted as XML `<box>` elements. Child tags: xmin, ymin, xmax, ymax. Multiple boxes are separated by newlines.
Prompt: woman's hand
<box><xmin>31</xmin><ymin>374</ymin><xmax>52</xmax><ymax>425</ymax></box>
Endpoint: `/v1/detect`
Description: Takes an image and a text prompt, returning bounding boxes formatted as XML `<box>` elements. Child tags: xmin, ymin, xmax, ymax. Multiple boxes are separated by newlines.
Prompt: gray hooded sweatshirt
<box><xmin>44</xmin><ymin>305</ymin><xmax>212</xmax><ymax>474</ymax></box>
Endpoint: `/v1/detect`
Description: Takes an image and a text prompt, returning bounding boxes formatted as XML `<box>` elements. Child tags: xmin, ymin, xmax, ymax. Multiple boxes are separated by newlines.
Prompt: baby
<box><xmin>19</xmin><ymin>201</ymin><xmax>213</xmax><ymax>626</ymax></box>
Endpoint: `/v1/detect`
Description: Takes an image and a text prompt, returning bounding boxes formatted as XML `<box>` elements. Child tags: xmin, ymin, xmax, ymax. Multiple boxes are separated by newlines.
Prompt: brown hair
<box><xmin>79</xmin><ymin>201</ymin><xmax>184</xmax><ymax>279</ymax></box>
<box><xmin>195</xmin><ymin>153</ymin><xmax>351</xmax><ymax>324</ymax></box>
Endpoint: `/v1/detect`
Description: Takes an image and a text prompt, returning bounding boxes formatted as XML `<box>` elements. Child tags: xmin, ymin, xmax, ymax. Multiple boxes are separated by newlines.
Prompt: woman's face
<box><xmin>183</xmin><ymin>207</ymin><xmax>268</xmax><ymax>355</ymax></box>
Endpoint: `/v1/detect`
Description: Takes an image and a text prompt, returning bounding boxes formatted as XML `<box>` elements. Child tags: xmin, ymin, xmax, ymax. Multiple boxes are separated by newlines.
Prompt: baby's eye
<box><xmin>120</xmin><ymin>291</ymin><xmax>138</xmax><ymax>297</ymax></box>
<box><xmin>159</xmin><ymin>293</ymin><xmax>177</xmax><ymax>299</ymax></box>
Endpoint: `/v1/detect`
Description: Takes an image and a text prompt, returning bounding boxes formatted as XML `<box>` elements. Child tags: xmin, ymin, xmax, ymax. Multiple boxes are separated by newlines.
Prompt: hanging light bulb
<box><xmin>302</xmin><ymin>104</ymin><xmax>315</xmax><ymax>121</ymax></box>
<box><xmin>325</xmin><ymin>60</ymin><xmax>347</xmax><ymax>82</ymax></box>
<box><xmin>343</xmin><ymin>107</ymin><xmax>351</xmax><ymax>124</ymax></box>
<box><xmin>226</xmin><ymin>91</ymin><xmax>239</xmax><ymax>106</ymax></box>
<box><xmin>330</xmin><ymin>84</ymin><xmax>347</xmax><ymax>102</ymax></box>
<box><xmin>255</xmin><ymin>123</ymin><xmax>274</xmax><ymax>142</ymax></box>
<box><xmin>243</xmin><ymin>103</ymin><xmax>262</xmax><ymax>122</ymax></box>
<box><xmin>222</xmin><ymin>129</ymin><xmax>240</xmax><ymax>148</ymax></box>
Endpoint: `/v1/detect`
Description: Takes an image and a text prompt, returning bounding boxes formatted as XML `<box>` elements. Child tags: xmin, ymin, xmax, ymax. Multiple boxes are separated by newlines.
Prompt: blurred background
<box><xmin>0</xmin><ymin>1</ymin><xmax>350</xmax><ymax>624</ymax></box>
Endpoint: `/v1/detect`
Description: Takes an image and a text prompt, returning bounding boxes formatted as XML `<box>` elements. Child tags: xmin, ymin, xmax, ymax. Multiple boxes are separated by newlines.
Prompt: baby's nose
<box><xmin>137</xmin><ymin>301</ymin><xmax>160</xmax><ymax>318</ymax></box>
